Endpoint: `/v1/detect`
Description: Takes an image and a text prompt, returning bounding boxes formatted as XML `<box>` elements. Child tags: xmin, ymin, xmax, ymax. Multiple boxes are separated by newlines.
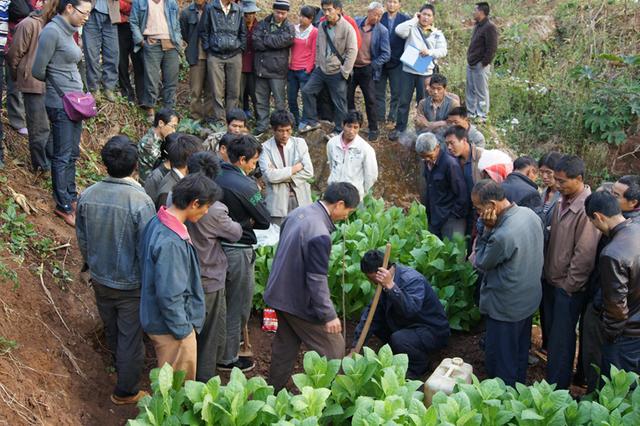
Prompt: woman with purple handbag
<box><xmin>32</xmin><ymin>0</ymin><xmax>95</xmax><ymax>227</ymax></box>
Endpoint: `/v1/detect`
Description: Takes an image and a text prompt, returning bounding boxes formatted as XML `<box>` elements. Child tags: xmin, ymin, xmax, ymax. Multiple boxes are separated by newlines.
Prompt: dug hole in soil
<box><xmin>0</xmin><ymin>89</ymin><xmax>568</xmax><ymax>426</ymax></box>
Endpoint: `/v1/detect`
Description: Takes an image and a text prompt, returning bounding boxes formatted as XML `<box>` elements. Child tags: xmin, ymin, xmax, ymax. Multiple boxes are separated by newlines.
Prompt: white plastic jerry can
<box><xmin>424</xmin><ymin>357</ymin><xmax>473</xmax><ymax>406</ymax></box>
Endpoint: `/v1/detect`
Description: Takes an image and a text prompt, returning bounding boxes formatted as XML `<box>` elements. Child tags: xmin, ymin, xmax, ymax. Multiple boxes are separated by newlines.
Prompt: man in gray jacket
<box><xmin>264</xmin><ymin>182</ymin><xmax>360</xmax><ymax>390</ymax></box>
<box><xmin>76</xmin><ymin>136</ymin><xmax>155</xmax><ymax>405</ymax></box>
<box><xmin>472</xmin><ymin>179</ymin><xmax>543</xmax><ymax>386</ymax></box>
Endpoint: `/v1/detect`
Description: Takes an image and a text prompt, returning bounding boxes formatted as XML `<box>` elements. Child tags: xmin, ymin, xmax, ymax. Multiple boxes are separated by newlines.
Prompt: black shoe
<box><xmin>388</xmin><ymin>129</ymin><xmax>400</xmax><ymax>141</ymax></box>
<box><xmin>368</xmin><ymin>130</ymin><xmax>379</xmax><ymax>142</ymax></box>
<box><xmin>217</xmin><ymin>357</ymin><xmax>255</xmax><ymax>372</ymax></box>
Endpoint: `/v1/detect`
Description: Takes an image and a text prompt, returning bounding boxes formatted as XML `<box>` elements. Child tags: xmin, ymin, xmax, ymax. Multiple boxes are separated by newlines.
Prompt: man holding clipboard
<box><xmin>390</xmin><ymin>3</ymin><xmax>447</xmax><ymax>141</ymax></box>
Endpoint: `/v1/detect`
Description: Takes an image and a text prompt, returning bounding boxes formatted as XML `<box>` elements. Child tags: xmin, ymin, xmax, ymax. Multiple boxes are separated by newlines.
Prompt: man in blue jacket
<box><xmin>375</xmin><ymin>0</ymin><xmax>409</xmax><ymax>126</ymax></box>
<box><xmin>352</xmin><ymin>249</ymin><xmax>450</xmax><ymax>379</ymax></box>
<box><xmin>348</xmin><ymin>2</ymin><xmax>390</xmax><ymax>141</ymax></box>
<box><xmin>265</xmin><ymin>182</ymin><xmax>360</xmax><ymax>390</ymax></box>
<box><xmin>415</xmin><ymin>132</ymin><xmax>468</xmax><ymax>239</ymax></box>
<box><xmin>76</xmin><ymin>136</ymin><xmax>155</xmax><ymax>405</ymax></box>
<box><xmin>139</xmin><ymin>173</ymin><xmax>218</xmax><ymax>381</ymax></box>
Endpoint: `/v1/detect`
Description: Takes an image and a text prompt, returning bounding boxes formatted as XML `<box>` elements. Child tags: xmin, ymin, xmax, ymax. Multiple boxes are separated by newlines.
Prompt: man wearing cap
<box><xmin>199</xmin><ymin>0</ymin><xmax>247</xmax><ymax>125</ymax></box>
<box><xmin>251</xmin><ymin>0</ymin><xmax>295</xmax><ymax>136</ymax></box>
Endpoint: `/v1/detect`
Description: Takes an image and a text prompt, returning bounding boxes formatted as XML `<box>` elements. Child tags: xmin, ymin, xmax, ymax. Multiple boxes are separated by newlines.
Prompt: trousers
<box><xmin>485</xmin><ymin>315</ymin><xmax>532</xmax><ymax>386</ymax></box>
<box><xmin>375</xmin><ymin>62</ymin><xmax>403</xmax><ymax>123</ymax></box>
<box><xmin>149</xmin><ymin>330</ymin><xmax>197</xmax><ymax>381</ymax></box>
<box><xmin>23</xmin><ymin>93</ymin><xmax>53</xmax><ymax>171</ymax></box>
<box><xmin>255</xmin><ymin>77</ymin><xmax>287</xmax><ymax>132</ymax></box>
<box><xmin>117</xmin><ymin>23</ymin><xmax>145</xmax><ymax>104</ymax></box>
<box><xmin>465</xmin><ymin>62</ymin><xmax>491</xmax><ymax>118</ymax></box>
<box><xmin>189</xmin><ymin>59</ymin><xmax>214</xmax><ymax>120</ymax></box>
<box><xmin>208</xmin><ymin>53</ymin><xmax>242</xmax><ymax>122</ymax></box>
<box><xmin>83</xmin><ymin>10</ymin><xmax>119</xmax><ymax>91</ymax></box>
<box><xmin>196</xmin><ymin>288</ymin><xmax>226</xmax><ymax>382</ymax></box>
<box><xmin>395</xmin><ymin>71</ymin><xmax>426</xmax><ymax>132</ymax></box>
<box><xmin>347</xmin><ymin>65</ymin><xmax>378</xmax><ymax>132</ymax></box>
<box><xmin>47</xmin><ymin>107</ymin><xmax>82</xmax><ymax>212</ymax></box>
<box><xmin>301</xmin><ymin>68</ymin><xmax>348</xmax><ymax>133</ymax></box>
<box><xmin>142</xmin><ymin>42</ymin><xmax>179</xmax><ymax>109</ymax></box>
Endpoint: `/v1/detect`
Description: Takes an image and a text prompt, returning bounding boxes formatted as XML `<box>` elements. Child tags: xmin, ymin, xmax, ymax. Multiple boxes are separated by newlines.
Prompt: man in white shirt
<box><xmin>326</xmin><ymin>110</ymin><xmax>378</xmax><ymax>200</ymax></box>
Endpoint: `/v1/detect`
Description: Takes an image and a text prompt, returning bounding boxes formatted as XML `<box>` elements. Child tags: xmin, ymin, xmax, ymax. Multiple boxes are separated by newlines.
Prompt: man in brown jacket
<box><xmin>543</xmin><ymin>154</ymin><xmax>600</xmax><ymax>389</ymax></box>
<box><xmin>7</xmin><ymin>10</ymin><xmax>52</xmax><ymax>172</ymax></box>
<box><xmin>300</xmin><ymin>0</ymin><xmax>357</xmax><ymax>137</ymax></box>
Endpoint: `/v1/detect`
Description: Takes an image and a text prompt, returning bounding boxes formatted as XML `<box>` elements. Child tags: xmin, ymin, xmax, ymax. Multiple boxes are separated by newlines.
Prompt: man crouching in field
<box><xmin>264</xmin><ymin>182</ymin><xmax>360</xmax><ymax>390</ymax></box>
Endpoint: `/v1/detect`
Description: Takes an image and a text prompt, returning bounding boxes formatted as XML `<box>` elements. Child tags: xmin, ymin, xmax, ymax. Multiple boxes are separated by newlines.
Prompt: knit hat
<box><xmin>273</xmin><ymin>0</ymin><xmax>290</xmax><ymax>11</ymax></box>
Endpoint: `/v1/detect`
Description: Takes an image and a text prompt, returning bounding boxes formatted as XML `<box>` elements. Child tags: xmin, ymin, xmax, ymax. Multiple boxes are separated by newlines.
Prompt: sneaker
<box><xmin>18</xmin><ymin>127</ymin><xmax>28</xmax><ymax>136</ymax></box>
<box><xmin>252</xmin><ymin>128</ymin><xmax>265</xmax><ymax>138</ymax></box>
<box><xmin>388</xmin><ymin>129</ymin><xmax>400</xmax><ymax>141</ymax></box>
<box><xmin>368</xmin><ymin>130</ymin><xmax>379</xmax><ymax>142</ymax></box>
<box><xmin>110</xmin><ymin>390</ymin><xmax>149</xmax><ymax>405</ymax></box>
<box><xmin>104</xmin><ymin>89</ymin><xmax>117</xmax><ymax>102</ymax></box>
<box><xmin>217</xmin><ymin>357</ymin><xmax>255</xmax><ymax>373</ymax></box>
<box><xmin>54</xmin><ymin>209</ymin><xmax>76</xmax><ymax>227</ymax></box>
<box><xmin>298</xmin><ymin>122</ymin><xmax>321</xmax><ymax>134</ymax></box>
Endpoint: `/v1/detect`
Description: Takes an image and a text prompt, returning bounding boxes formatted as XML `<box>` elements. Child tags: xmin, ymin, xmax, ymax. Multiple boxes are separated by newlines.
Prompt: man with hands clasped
<box><xmin>352</xmin><ymin>249</ymin><xmax>450</xmax><ymax>379</ymax></box>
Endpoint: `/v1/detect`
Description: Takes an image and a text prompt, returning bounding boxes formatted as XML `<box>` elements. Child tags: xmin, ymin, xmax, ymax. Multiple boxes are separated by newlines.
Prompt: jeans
<box><xmin>117</xmin><ymin>23</ymin><xmax>145</xmax><ymax>103</ymax></box>
<box><xmin>255</xmin><ymin>77</ymin><xmax>286</xmax><ymax>132</ymax></box>
<box><xmin>241</xmin><ymin>71</ymin><xmax>257</xmax><ymax>116</ymax></box>
<box><xmin>46</xmin><ymin>107</ymin><xmax>82</xmax><ymax>213</ymax></box>
<box><xmin>196</xmin><ymin>288</ymin><xmax>226</xmax><ymax>382</ymax></box>
<box><xmin>93</xmin><ymin>282</ymin><xmax>144</xmax><ymax>397</ymax></box>
<box><xmin>348</xmin><ymin>65</ymin><xmax>378</xmax><ymax>132</ymax></box>
<box><xmin>221</xmin><ymin>246</ymin><xmax>255</xmax><ymax>364</ymax></box>
<box><xmin>465</xmin><ymin>62</ymin><xmax>491</xmax><ymax>118</ymax></box>
<box><xmin>375</xmin><ymin>62</ymin><xmax>403</xmax><ymax>123</ymax></box>
<box><xmin>269</xmin><ymin>311</ymin><xmax>345</xmax><ymax>391</ymax></box>
<box><xmin>143</xmin><ymin>42</ymin><xmax>179</xmax><ymax>109</ymax></box>
<box><xmin>287</xmin><ymin>69</ymin><xmax>311</xmax><ymax>126</ymax></box>
<box><xmin>387</xmin><ymin>326</ymin><xmax>448</xmax><ymax>379</ymax></box>
<box><xmin>208</xmin><ymin>53</ymin><xmax>242</xmax><ymax>122</ymax></box>
<box><xmin>485</xmin><ymin>316</ymin><xmax>532</xmax><ymax>386</ymax></box>
<box><xmin>396</xmin><ymin>71</ymin><xmax>426</xmax><ymax>132</ymax></box>
<box><xmin>543</xmin><ymin>283</ymin><xmax>586</xmax><ymax>389</ymax></box>
<box><xmin>5</xmin><ymin>61</ymin><xmax>25</xmax><ymax>129</ymax></box>
<box><xmin>601</xmin><ymin>335</ymin><xmax>640</xmax><ymax>379</ymax></box>
<box><xmin>189</xmin><ymin>59</ymin><xmax>214</xmax><ymax>120</ymax></box>
<box><xmin>302</xmin><ymin>68</ymin><xmax>348</xmax><ymax>133</ymax></box>
<box><xmin>23</xmin><ymin>93</ymin><xmax>53</xmax><ymax>171</ymax></box>
<box><xmin>83</xmin><ymin>11</ymin><xmax>119</xmax><ymax>91</ymax></box>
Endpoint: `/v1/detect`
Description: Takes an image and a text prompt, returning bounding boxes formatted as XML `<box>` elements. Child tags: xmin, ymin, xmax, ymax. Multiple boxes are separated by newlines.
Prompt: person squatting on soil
<box><xmin>76</xmin><ymin>136</ymin><xmax>156</xmax><ymax>405</ymax></box>
<box><xmin>264</xmin><ymin>182</ymin><xmax>360</xmax><ymax>391</ymax></box>
<box><xmin>352</xmin><ymin>250</ymin><xmax>450</xmax><ymax>379</ymax></box>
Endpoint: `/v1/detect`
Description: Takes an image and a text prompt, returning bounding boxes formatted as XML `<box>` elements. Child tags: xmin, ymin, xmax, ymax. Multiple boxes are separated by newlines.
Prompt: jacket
<box><xmin>599</xmin><ymin>220</ymin><xmax>640</xmax><ymax>341</ymax></box>
<box><xmin>0</xmin><ymin>1</ymin><xmax>7</xmax><ymax>52</ymax></box>
<box><xmin>544</xmin><ymin>186</ymin><xmax>601</xmax><ymax>293</ymax></box>
<box><xmin>467</xmin><ymin>17</ymin><xmax>498</xmax><ymax>67</ymax></box>
<box><xmin>90</xmin><ymin>0</ymin><xmax>122</xmax><ymax>24</ymax></box>
<box><xmin>380</xmin><ymin>11</ymin><xmax>410</xmax><ymax>68</ymax></box>
<box><xmin>252</xmin><ymin>14</ymin><xmax>294</xmax><ymax>80</ymax></box>
<box><xmin>423</xmin><ymin>148</ymin><xmax>468</xmax><ymax>231</ymax></box>
<box><xmin>215</xmin><ymin>162</ymin><xmax>270</xmax><ymax>245</ymax></box>
<box><xmin>139</xmin><ymin>208</ymin><xmax>205</xmax><ymax>339</ymax></box>
<box><xmin>7</xmin><ymin>13</ymin><xmax>45</xmax><ymax>94</ymax></box>
<box><xmin>198</xmin><ymin>0</ymin><xmax>246</xmax><ymax>59</ymax></box>
<box><xmin>415</xmin><ymin>94</ymin><xmax>459</xmax><ymax>137</ymax></box>
<box><xmin>129</xmin><ymin>0</ymin><xmax>182</xmax><ymax>54</ymax></box>
<box><xmin>31</xmin><ymin>15</ymin><xmax>83</xmax><ymax>109</ymax></box>
<box><xmin>259</xmin><ymin>136</ymin><xmax>314</xmax><ymax>218</ymax></box>
<box><xmin>315</xmin><ymin>16</ymin><xmax>358</xmax><ymax>79</ymax></box>
<box><xmin>76</xmin><ymin>177</ymin><xmax>156</xmax><ymax>290</ymax></box>
<box><xmin>186</xmin><ymin>201</ymin><xmax>242</xmax><ymax>293</ymax></box>
<box><xmin>476</xmin><ymin>205</ymin><xmax>544</xmax><ymax>322</ymax></box>
<box><xmin>467</xmin><ymin>124</ymin><xmax>485</xmax><ymax>147</ymax></box>
<box><xmin>179</xmin><ymin>2</ymin><xmax>206</xmax><ymax>66</ymax></box>
<box><xmin>502</xmin><ymin>172</ymin><xmax>543</xmax><ymax>213</ymax></box>
<box><xmin>326</xmin><ymin>133</ymin><xmax>378</xmax><ymax>200</ymax></box>
<box><xmin>395</xmin><ymin>17</ymin><xmax>447</xmax><ymax>76</ymax></box>
<box><xmin>352</xmin><ymin>265</ymin><xmax>450</xmax><ymax>345</ymax></box>
<box><xmin>264</xmin><ymin>202</ymin><xmax>337</xmax><ymax>323</ymax></box>
<box><xmin>354</xmin><ymin>17</ymin><xmax>391</xmax><ymax>81</ymax></box>
<box><xmin>242</xmin><ymin>21</ymin><xmax>256</xmax><ymax>72</ymax></box>
<box><xmin>155</xmin><ymin>168</ymin><xmax>182</xmax><ymax>209</ymax></box>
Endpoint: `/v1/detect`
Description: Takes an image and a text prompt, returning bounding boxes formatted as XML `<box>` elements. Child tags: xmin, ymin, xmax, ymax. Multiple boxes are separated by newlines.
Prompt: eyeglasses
<box><xmin>73</xmin><ymin>6</ymin><xmax>91</xmax><ymax>16</ymax></box>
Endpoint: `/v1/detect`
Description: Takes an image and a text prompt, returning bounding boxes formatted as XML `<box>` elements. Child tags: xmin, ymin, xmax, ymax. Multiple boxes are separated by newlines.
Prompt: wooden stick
<box><xmin>354</xmin><ymin>243</ymin><xmax>392</xmax><ymax>354</ymax></box>
<box><xmin>38</xmin><ymin>263</ymin><xmax>70</xmax><ymax>333</ymax></box>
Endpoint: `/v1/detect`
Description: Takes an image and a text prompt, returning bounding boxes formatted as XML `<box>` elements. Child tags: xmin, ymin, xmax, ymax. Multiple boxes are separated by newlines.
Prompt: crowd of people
<box><xmin>1</xmin><ymin>0</ymin><xmax>638</xmax><ymax>409</ymax></box>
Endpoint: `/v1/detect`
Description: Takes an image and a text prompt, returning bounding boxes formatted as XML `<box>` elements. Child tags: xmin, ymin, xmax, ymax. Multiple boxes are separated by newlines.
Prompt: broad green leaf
<box><xmin>158</xmin><ymin>363</ymin><xmax>174</xmax><ymax>398</ymax></box>
<box><xmin>236</xmin><ymin>400</ymin><xmax>265</xmax><ymax>426</ymax></box>
<box><xmin>184</xmin><ymin>381</ymin><xmax>205</xmax><ymax>404</ymax></box>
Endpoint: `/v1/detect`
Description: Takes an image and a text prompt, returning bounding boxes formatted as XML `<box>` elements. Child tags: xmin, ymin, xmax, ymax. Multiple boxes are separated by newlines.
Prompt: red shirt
<box><xmin>289</xmin><ymin>25</ymin><xmax>317</xmax><ymax>73</ymax></box>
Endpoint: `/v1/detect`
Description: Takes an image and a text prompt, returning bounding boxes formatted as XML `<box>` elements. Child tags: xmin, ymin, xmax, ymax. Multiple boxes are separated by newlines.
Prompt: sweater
<box><xmin>263</xmin><ymin>202</ymin><xmax>337</xmax><ymax>323</ymax></box>
<box><xmin>476</xmin><ymin>205</ymin><xmax>544</xmax><ymax>322</ymax></box>
<box><xmin>32</xmin><ymin>15</ymin><xmax>83</xmax><ymax>109</ymax></box>
<box><xmin>467</xmin><ymin>17</ymin><xmax>498</xmax><ymax>67</ymax></box>
<box><xmin>186</xmin><ymin>201</ymin><xmax>242</xmax><ymax>293</ymax></box>
<box><xmin>289</xmin><ymin>24</ymin><xmax>317</xmax><ymax>73</ymax></box>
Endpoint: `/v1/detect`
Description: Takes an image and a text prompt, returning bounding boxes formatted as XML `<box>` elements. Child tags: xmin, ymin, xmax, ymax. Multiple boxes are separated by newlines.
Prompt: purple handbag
<box><xmin>50</xmin><ymin>79</ymin><xmax>97</xmax><ymax>122</ymax></box>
